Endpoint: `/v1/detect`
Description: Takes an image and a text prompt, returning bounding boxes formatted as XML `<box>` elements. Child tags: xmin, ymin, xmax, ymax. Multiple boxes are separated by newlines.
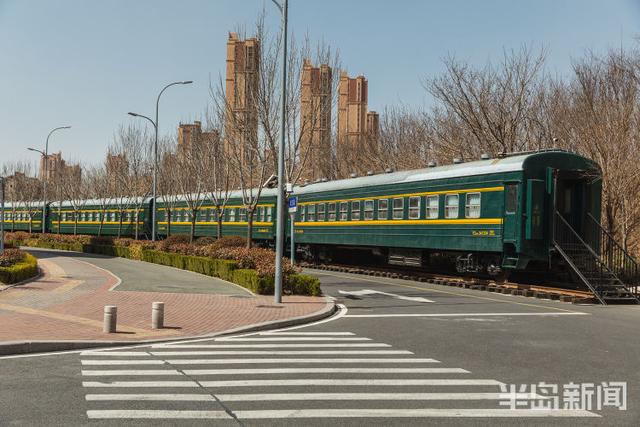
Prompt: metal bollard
<box><xmin>103</xmin><ymin>306</ymin><xmax>117</xmax><ymax>333</ymax></box>
<box><xmin>152</xmin><ymin>302</ymin><xmax>164</xmax><ymax>329</ymax></box>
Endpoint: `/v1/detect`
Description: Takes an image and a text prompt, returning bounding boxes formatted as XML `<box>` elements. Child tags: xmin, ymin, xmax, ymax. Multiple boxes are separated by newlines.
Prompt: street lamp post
<box><xmin>129</xmin><ymin>80</ymin><xmax>192</xmax><ymax>241</ymax></box>
<box><xmin>271</xmin><ymin>0</ymin><xmax>288</xmax><ymax>304</ymax></box>
<box><xmin>28</xmin><ymin>126</ymin><xmax>71</xmax><ymax>235</ymax></box>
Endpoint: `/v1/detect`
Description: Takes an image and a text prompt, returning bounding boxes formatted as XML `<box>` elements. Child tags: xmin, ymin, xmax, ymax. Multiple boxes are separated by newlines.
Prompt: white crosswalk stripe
<box><xmin>80</xmin><ymin>330</ymin><xmax>600</xmax><ymax>420</ymax></box>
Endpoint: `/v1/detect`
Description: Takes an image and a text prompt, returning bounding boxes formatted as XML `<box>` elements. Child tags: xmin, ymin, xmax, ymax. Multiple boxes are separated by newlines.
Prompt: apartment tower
<box><xmin>225</xmin><ymin>32</ymin><xmax>259</xmax><ymax>157</ymax></box>
<box><xmin>300</xmin><ymin>59</ymin><xmax>332</xmax><ymax>180</ymax></box>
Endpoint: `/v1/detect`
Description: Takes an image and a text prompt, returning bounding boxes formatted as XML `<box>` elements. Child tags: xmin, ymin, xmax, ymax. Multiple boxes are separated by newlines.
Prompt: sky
<box><xmin>1</xmin><ymin>0</ymin><xmax>639</xmax><ymax>168</ymax></box>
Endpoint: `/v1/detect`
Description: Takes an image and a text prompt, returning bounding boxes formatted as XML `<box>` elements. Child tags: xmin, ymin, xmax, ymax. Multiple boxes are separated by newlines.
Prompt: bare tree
<box><xmin>85</xmin><ymin>165</ymin><xmax>111</xmax><ymax>236</ymax></box>
<box><xmin>157</xmin><ymin>137</ymin><xmax>181</xmax><ymax>237</ymax></box>
<box><xmin>58</xmin><ymin>162</ymin><xmax>86</xmax><ymax>236</ymax></box>
<box><xmin>425</xmin><ymin>46</ymin><xmax>548</xmax><ymax>157</ymax></box>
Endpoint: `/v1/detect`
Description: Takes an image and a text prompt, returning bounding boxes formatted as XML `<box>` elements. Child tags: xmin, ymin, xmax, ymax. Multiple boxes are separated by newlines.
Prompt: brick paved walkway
<box><xmin>0</xmin><ymin>250</ymin><xmax>327</xmax><ymax>342</ymax></box>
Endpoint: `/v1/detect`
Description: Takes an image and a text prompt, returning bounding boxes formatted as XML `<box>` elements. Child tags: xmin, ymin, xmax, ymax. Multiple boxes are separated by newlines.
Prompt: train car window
<box><xmin>426</xmin><ymin>195</ymin><xmax>439</xmax><ymax>219</ymax></box>
<box><xmin>505</xmin><ymin>185</ymin><xmax>518</xmax><ymax>214</ymax></box>
<box><xmin>240</xmin><ymin>208</ymin><xmax>247</xmax><ymax>222</ymax></box>
<box><xmin>393</xmin><ymin>198</ymin><xmax>404</xmax><ymax>219</ymax></box>
<box><xmin>256</xmin><ymin>207</ymin><xmax>263</xmax><ymax>222</ymax></box>
<box><xmin>339</xmin><ymin>202</ymin><xmax>348</xmax><ymax>221</ymax></box>
<box><xmin>308</xmin><ymin>204</ymin><xmax>316</xmax><ymax>222</ymax></box>
<box><xmin>409</xmin><ymin>196</ymin><xmax>421</xmax><ymax>219</ymax></box>
<box><xmin>378</xmin><ymin>199</ymin><xmax>388</xmax><ymax>220</ymax></box>
<box><xmin>229</xmin><ymin>208</ymin><xmax>236</xmax><ymax>222</ymax></box>
<box><xmin>328</xmin><ymin>203</ymin><xmax>337</xmax><ymax>221</ymax></box>
<box><xmin>301</xmin><ymin>205</ymin><xmax>307</xmax><ymax>222</ymax></box>
<box><xmin>352</xmin><ymin>201</ymin><xmax>361</xmax><ymax>220</ymax></box>
<box><xmin>364</xmin><ymin>200</ymin><xmax>374</xmax><ymax>220</ymax></box>
<box><xmin>445</xmin><ymin>194</ymin><xmax>459</xmax><ymax>219</ymax></box>
<box><xmin>465</xmin><ymin>193</ymin><xmax>481</xmax><ymax>218</ymax></box>
<box><xmin>317</xmin><ymin>203</ymin><xmax>326</xmax><ymax>221</ymax></box>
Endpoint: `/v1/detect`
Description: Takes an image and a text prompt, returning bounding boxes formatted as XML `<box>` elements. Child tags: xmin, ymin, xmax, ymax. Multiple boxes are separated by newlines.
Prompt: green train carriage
<box><xmin>288</xmin><ymin>150</ymin><xmax>601</xmax><ymax>276</ymax></box>
<box><xmin>0</xmin><ymin>202</ymin><xmax>46</xmax><ymax>233</ymax></box>
<box><xmin>155</xmin><ymin>190</ymin><xmax>277</xmax><ymax>241</ymax></box>
<box><xmin>47</xmin><ymin>198</ymin><xmax>152</xmax><ymax>237</ymax></box>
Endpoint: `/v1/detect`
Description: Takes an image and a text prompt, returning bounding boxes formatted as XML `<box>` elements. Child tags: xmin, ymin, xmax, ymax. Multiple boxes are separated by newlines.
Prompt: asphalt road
<box><xmin>1</xmin><ymin>268</ymin><xmax>639</xmax><ymax>426</ymax></box>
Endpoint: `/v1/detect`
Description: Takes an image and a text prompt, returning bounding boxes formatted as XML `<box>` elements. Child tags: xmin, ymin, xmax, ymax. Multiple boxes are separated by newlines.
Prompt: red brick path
<box><xmin>0</xmin><ymin>255</ymin><xmax>327</xmax><ymax>342</ymax></box>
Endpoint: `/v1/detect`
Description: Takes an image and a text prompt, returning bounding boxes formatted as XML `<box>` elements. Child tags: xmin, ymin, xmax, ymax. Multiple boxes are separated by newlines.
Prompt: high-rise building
<box><xmin>39</xmin><ymin>152</ymin><xmax>65</xmax><ymax>181</ymax></box>
<box><xmin>300</xmin><ymin>59</ymin><xmax>332</xmax><ymax>180</ymax></box>
<box><xmin>337</xmin><ymin>72</ymin><xmax>380</xmax><ymax>173</ymax></box>
<box><xmin>106</xmin><ymin>153</ymin><xmax>128</xmax><ymax>189</ymax></box>
<box><xmin>225</xmin><ymin>32</ymin><xmax>259</xmax><ymax>157</ymax></box>
<box><xmin>178</xmin><ymin>121</ymin><xmax>219</xmax><ymax>153</ymax></box>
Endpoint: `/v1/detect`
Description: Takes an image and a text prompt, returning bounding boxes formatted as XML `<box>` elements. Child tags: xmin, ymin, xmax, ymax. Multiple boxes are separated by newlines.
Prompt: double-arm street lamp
<box><xmin>271</xmin><ymin>0</ymin><xmax>288</xmax><ymax>304</ymax></box>
<box><xmin>128</xmin><ymin>80</ymin><xmax>192</xmax><ymax>241</ymax></box>
<box><xmin>27</xmin><ymin>125</ymin><xmax>72</xmax><ymax>234</ymax></box>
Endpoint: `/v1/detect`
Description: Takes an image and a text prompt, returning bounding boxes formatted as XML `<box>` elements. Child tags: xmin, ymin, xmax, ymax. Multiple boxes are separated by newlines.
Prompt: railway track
<box><xmin>299</xmin><ymin>261</ymin><xmax>596</xmax><ymax>304</ymax></box>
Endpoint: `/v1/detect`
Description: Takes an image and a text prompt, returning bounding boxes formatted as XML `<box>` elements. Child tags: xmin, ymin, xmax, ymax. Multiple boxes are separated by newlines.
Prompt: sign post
<box><xmin>288</xmin><ymin>196</ymin><xmax>297</xmax><ymax>266</ymax></box>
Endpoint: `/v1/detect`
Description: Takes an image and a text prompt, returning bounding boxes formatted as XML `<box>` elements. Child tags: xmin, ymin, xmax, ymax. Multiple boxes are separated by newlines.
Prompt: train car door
<box><xmin>503</xmin><ymin>182</ymin><xmax>519</xmax><ymax>248</ymax></box>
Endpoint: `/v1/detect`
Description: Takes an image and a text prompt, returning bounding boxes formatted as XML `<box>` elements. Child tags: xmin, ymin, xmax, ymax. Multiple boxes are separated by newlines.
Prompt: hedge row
<box><xmin>0</xmin><ymin>253</ymin><xmax>39</xmax><ymax>284</ymax></box>
<box><xmin>10</xmin><ymin>238</ymin><xmax>322</xmax><ymax>296</ymax></box>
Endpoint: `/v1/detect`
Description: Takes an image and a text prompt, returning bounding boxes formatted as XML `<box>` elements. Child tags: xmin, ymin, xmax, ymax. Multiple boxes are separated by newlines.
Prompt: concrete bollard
<box><xmin>103</xmin><ymin>306</ymin><xmax>117</xmax><ymax>333</ymax></box>
<box><xmin>152</xmin><ymin>302</ymin><xmax>165</xmax><ymax>329</ymax></box>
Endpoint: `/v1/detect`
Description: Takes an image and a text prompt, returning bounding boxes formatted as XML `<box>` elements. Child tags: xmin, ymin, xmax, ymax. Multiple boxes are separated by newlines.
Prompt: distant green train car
<box><xmin>47</xmin><ymin>198</ymin><xmax>152</xmax><ymax>237</ymax></box>
<box><xmin>0</xmin><ymin>202</ymin><xmax>46</xmax><ymax>233</ymax></box>
<box><xmin>155</xmin><ymin>191</ymin><xmax>277</xmax><ymax>242</ymax></box>
<box><xmin>289</xmin><ymin>150</ymin><xmax>601</xmax><ymax>275</ymax></box>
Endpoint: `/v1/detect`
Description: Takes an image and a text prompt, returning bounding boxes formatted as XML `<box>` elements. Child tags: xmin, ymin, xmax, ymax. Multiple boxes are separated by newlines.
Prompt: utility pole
<box><xmin>272</xmin><ymin>0</ymin><xmax>288</xmax><ymax>304</ymax></box>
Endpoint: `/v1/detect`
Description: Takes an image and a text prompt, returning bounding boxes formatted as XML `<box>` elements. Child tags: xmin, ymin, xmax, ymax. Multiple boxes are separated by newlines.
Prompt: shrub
<box><xmin>89</xmin><ymin>236</ymin><xmax>115</xmax><ymax>246</ymax></box>
<box><xmin>0</xmin><ymin>252</ymin><xmax>38</xmax><ymax>284</ymax></box>
<box><xmin>285</xmin><ymin>274</ymin><xmax>322</xmax><ymax>296</ymax></box>
<box><xmin>158</xmin><ymin>234</ymin><xmax>191</xmax><ymax>252</ymax></box>
<box><xmin>0</xmin><ymin>248</ymin><xmax>25</xmax><ymax>267</ymax></box>
<box><xmin>193</xmin><ymin>236</ymin><xmax>217</xmax><ymax>247</ymax></box>
<box><xmin>232</xmin><ymin>269</ymin><xmax>275</xmax><ymax>294</ymax></box>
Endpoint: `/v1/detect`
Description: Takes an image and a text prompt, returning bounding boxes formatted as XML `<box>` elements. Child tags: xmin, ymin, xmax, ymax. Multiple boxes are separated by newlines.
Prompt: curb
<box><xmin>0</xmin><ymin>298</ymin><xmax>336</xmax><ymax>356</ymax></box>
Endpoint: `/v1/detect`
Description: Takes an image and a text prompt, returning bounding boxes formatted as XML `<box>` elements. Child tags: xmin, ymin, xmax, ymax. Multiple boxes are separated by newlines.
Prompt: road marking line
<box><xmin>86</xmin><ymin>394</ymin><xmax>216</xmax><ymax>401</ymax></box>
<box><xmin>80</xmin><ymin>351</ymin><xmax>151</xmax><ymax>357</ymax></box>
<box><xmin>82</xmin><ymin>370</ymin><xmax>183</xmax><ymax>376</ymax></box>
<box><xmin>82</xmin><ymin>381</ymin><xmax>199</xmax><ymax>388</ymax></box>
<box><xmin>233</xmin><ymin>408</ymin><xmax>599</xmax><ymax>419</ymax></box>
<box><xmin>199</xmin><ymin>379</ymin><xmax>503</xmax><ymax>387</ymax></box>
<box><xmin>151</xmin><ymin>350</ymin><xmax>413</xmax><ymax>356</ymax></box>
<box><xmin>259</xmin><ymin>331</ymin><xmax>355</xmax><ymax>336</ymax></box>
<box><xmin>215</xmin><ymin>337</ymin><xmax>371</xmax><ymax>341</ymax></box>
<box><xmin>344</xmin><ymin>312</ymin><xmax>589</xmax><ymax>318</ymax></box>
<box><xmin>165</xmin><ymin>358</ymin><xmax>440</xmax><ymax>365</ymax></box>
<box><xmin>339</xmin><ymin>289</ymin><xmax>434</xmax><ymax>303</ymax></box>
<box><xmin>317</xmin><ymin>271</ymin><xmax>584</xmax><ymax>313</ymax></box>
<box><xmin>153</xmin><ymin>343</ymin><xmax>391</xmax><ymax>349</ymax></box>
<box><xmin>215</xmin><ymin>392</ymin><xmax>543</xmax><ymax>402</ymax></box>
<box><xmin>87</xmin><ymin>410</ymin><xmax>230</xmax><ymax>419</ymax></box>
<box><xmin>81</xmin><ymin>360</ymin><xmax>165</xmax><ymax>365</ymax></box>
<box><xmin>183</xmin><ymin>368</ymin><xmax>469</xmax><ymax>375</ymax></box>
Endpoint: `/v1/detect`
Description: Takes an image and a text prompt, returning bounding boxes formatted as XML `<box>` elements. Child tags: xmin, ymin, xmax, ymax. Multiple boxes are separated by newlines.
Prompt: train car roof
<box><xmin>0</xmin><ymin>201</ymin><xmax>46</xmax><ymax>208</ymax></box>
<box><xmin>49</xmin><ymin>197</ymin><xmax>152</xmax><ymax>208</ymax></box>
<box><xmin>293</xmin><ymin>150</ymin><xmax>594</xmax><ymax>195</ymax></box>
<box><xmin>157</xmin><ymin>188</ymin><xmax>278</xmax><ymax>204</ymax></box>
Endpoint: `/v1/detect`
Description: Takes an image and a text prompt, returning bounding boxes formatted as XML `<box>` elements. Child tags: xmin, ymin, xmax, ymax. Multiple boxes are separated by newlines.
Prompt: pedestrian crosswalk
<box><xmin>79</xmin><ymin>329</ymin><xmax>600</xmax><ymax>421</ymax></box>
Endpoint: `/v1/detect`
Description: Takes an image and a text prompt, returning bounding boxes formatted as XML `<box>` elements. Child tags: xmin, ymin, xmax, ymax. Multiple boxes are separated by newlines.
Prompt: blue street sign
<box><xmin>288</xmin><ymin>196</ymin><xmax>298</xmax><ymax>212</ymax></box>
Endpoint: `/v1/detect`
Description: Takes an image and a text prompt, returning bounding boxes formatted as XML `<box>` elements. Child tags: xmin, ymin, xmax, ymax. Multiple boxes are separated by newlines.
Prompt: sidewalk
<box><xmin>0</xmin><ymin>249</ymin><xmax>331</xmax><ymax>352</ymax></box>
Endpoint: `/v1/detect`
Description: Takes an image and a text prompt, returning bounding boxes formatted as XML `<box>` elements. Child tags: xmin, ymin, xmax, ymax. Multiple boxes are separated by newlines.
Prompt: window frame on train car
<box><xmin>426</xmin><ymin>195</ymin><xmax>439</xmax><ymax>219</ymax></box>
<box><xmin>240</xmin><ymin>208</ymin><xmax>247</xmax><ymax>222</ymax></box>
<box><xmin>229</xmin><ymin>207</ymin><xmax>236</xmax><ymax>222</ymax></box>
<box><xmin>317</xmin><ymin>203</ymin><xmax>326</xmax><ymax>221</ymax></box>
<box><xmin>328</xmin><ymin>202</ymin><xmax>337</xmax><ymax>222</ymax></box>
<box><xmin>378</xmin><ymin>199</ymin><xmax>389</xmax><ymax>220</ymax></box>
<box><xmin>308</xmin><ymin>204</ymin><xmax>316</xmax><ymax>222</ymax></box>
<box><xmin>300</xmin><ymin>205</ymin><xmax>307</xmax><ymax>222</ymax></box>
<box><xmin>465</xmin><ymin>192</ymin><xmax>481</xmax><ymax>218</ymax></box>
<box><xmin>392</xmin><ymin>198</ymin><xmax>404</xmax><ymax>220</ymax></box>
<box><xmin>505</xmin><ymin>185</ymin><xmax>518</xmax><ymax>214</ymax></box>
<box><xmin>364</xmin><ymin>200</ymin><xmax>375</xmax><ymax>220</ymax></box>
<box><xmin>267</xmin><ymin>206</ymin><xmax>273</xmax><ymax>223</ymax></box>
<box><xmin>409</xmin><ymin>196</ymin><xmax>421</xmax><ymax>219</ymax></box>
<box><xmin>351</xmin><ymin>201</ymin><xmax>361</xmax><ymax>220</ymax></box>
<box><xmin>339</xmin><ymin>202</ymin><xmax>348</xmax><ymax>221</ymax></box>
<box><xmin>444</xmin><ymin>194</ymin><xmax>460</xmax><ymax>219</ymax></box>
